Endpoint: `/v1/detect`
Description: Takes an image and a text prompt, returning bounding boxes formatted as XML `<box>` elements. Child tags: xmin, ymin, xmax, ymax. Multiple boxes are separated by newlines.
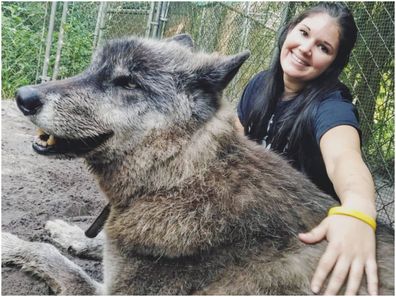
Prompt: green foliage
<box><xmin>56</xmin><ymin>2</ymin><xmax>98</xmax><ymax>78</ymax></box>
<box><xmin>2</xmin><ymin>2</ymin><xmax>48</xmax><ymax>98</ymax></box>
<box><xmin>1</xmin><ymin>2</ymin><xmax>98</xmax><ymax>98</ymax></box>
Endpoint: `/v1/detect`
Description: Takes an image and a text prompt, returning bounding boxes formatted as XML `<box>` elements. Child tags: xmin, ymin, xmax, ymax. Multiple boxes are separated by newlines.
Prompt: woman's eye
<box><xmin>319</xmin><ymin>44</ymin><xmax>329</xmax><ymax>54</ymax></box>
<box><xmin>299</xmin><ymin>29</ymin><xmax>308</xmax><ymax>37</ymax></box>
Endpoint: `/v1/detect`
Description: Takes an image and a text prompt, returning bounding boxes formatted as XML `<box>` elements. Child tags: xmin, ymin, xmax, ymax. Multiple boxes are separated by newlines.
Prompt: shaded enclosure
<box><xmin>2</xmin><ymin>1</ymin><xmax>394</xmax><ymax>227</ymax></box>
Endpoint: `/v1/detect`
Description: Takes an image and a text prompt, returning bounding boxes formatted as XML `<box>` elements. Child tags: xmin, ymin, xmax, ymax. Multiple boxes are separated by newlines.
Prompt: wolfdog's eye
<box><xmin>112</xmin><ymin>76</ymin><xmax>137</xmax><ymax>90</ymax></box>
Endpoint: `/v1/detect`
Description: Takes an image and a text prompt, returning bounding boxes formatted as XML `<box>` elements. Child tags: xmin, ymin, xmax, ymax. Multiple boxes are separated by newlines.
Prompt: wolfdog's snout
<box><xmin>16</xmin><ymin>86</ymin><xmax>43</xmax><ymax>116</ymax></box>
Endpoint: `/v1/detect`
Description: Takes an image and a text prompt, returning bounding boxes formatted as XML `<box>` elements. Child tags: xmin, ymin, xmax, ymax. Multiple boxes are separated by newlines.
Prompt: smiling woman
<box><xmin>280</xmin><ymin>14</ymin><xmax>339</xmax><ymax>86</ymax></box>
<box><xmin>236</xmin><ymin>2</ymin><xmax>380</xmax><ymax>296</ymax></box>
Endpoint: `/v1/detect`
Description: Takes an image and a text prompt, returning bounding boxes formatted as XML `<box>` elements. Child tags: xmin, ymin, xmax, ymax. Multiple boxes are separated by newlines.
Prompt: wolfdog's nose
<box><xmin>16</xmin><ymin>86</ymin><xmax>43</xmax><ymax>116</ymax></box>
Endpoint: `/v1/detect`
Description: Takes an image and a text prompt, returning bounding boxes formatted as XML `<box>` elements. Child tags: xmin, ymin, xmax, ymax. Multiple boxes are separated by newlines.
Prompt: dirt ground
<box><xmin>2</xmin><ymin>99</ymin><xmax>106</xmax><ymax>295</ymax></box>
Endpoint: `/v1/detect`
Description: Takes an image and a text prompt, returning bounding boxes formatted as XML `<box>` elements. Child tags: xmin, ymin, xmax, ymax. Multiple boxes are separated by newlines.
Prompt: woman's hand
<box><xmin>299</xmin><ymin>214</ymin><xmax>377</xmax><ymax>295</ymax></box>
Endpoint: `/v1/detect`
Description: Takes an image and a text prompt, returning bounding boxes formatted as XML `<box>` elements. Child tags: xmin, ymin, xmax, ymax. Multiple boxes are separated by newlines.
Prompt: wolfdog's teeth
<box><xmin>47</xmin><ymin>135</ymin><xmax>56</xmax><ymax>146</ymax></box>
<box><xmin>34</xmin><ymin>135</ymin><xmax>56</xmax><ymax>148</ymax></box>
<box><xmin>34</xmin><ymin>137</ymin><xmax>48</xmax><ymax>147</ymax></box>
<box><xmin>35</xmin><ymin>128</ymin><xmax>56</xmax><ymax>147</ymax></box>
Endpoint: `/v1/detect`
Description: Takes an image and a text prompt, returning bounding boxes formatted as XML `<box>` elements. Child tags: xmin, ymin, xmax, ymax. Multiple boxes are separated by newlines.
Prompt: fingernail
<box><xmin>311</xmin><ymin>285</ymin><xmax>319</xmax><ymax>294</ymax></box>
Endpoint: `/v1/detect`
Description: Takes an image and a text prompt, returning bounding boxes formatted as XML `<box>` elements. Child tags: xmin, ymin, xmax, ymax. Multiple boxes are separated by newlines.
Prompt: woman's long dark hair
<box><xmin>244</xmin><ymin>3</ymin><xmax>357</xmax><ymax>169</ymax></box>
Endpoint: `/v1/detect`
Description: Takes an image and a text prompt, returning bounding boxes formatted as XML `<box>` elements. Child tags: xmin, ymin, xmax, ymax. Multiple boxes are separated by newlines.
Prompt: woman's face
<box><xmin>280</xmin><ymin>13</ymin><xmax>340</xmax><ymax>83</ymax></box>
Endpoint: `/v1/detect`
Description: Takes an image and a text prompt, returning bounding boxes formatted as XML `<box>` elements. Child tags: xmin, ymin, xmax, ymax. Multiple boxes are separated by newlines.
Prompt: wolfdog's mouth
<box><xmin>33</xmin><ymin>128</ymin><xmax>113</xmax><ymax>156</ymax></box>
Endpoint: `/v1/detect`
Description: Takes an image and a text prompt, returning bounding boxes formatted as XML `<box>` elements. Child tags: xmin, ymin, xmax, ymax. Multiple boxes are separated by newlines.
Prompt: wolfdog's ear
<box><xmin>199</xmin><ymin>50</ymin><xmax>250</xmax><ymax>90</ymax></box>
<box><xmin>164</xmin><ymin>34</ymin><xmax>194</xmax><ymax>49</ymax></box>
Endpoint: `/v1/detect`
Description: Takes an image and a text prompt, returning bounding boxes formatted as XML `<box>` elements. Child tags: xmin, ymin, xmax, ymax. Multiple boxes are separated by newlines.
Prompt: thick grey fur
<box><xmin>2</xmin><ymin>34</ymin><xmax>394</xmax><ymax>295</ymax></box>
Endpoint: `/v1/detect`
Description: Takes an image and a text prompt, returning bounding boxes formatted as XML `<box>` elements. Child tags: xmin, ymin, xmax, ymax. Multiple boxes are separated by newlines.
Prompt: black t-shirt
<box><xmin>237</xmin><ymin>71</ymin><xmax>361</xmax><ymax>200</ymax></box>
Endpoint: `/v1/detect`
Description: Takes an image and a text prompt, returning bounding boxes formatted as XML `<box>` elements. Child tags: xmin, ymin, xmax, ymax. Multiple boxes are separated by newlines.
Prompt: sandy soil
<box><xmin>2</xmin><ymin>99</ymin><xmax>106</xmax><ymax>295</ymax></box>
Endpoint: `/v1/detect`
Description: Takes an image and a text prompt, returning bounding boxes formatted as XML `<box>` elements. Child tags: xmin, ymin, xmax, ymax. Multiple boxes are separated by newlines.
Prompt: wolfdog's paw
<box><xmin>2</xmin><ymin>232</ymin><xmax>29</xmax><ymax>264</ymax></box>
<box><xmin>45</xmin><ymin>220</ymin><xmax>87</xmax><ymax>251</ymax></box>
<box><xmin>45</xmin><ymin>220</ymin><xmax>103</xmax><ymax>259</ymax></box>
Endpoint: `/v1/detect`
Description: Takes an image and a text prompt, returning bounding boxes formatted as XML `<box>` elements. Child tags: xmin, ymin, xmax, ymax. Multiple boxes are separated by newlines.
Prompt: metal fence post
<box><xmin>93</xmin><ymin>2</ymin><xmax>105</xmax><ymax>50</ymax></box>
<box><xmin>198</xmin><ymin>6</ymin><xmax>207</xmax><ymax>47</ymax></box>
<box><xmin>145</xmin><ymin>2</ymin><xmax>155</xmax><ymax>37</ymax></box>
<box><xmin>96</xmin><ymin>2</ymin><xmax>108</xmax><ymax>49</ymax></box>
<box><xmin>52</xmin><ymin>2</ymin><xmax>68</xmax><ymax>80</ymax></box>
<box><xmin>152</xmin><ymin>2</ymin><xmax>163</xmax><ymax>38</ymax></box>
<box><xmin>41</xmin><ymin>1</ymin><xmax>57</xmax><ymax>83</ymax></box>
<box><xmin>34</xmin><ymin>2</ymin><xmax>50</xmax><ymax>83</ymax></box>
<box><xmin>159</xmin><ymin>2</ymin><xmax>170</xmax><ymax>39</ymax></box>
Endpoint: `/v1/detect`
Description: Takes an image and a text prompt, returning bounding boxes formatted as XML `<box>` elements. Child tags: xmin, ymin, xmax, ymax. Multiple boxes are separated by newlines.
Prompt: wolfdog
<box><xmin>3</xmin><ymin>34</ymin><xmax>394</xmax><ymax>295</ymax></box>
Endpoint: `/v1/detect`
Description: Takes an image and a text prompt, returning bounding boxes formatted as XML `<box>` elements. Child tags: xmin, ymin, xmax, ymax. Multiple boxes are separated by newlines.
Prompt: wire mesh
<box><xmin>1</xmin><ymin>1</ymin><xmax>394</xmax><ymax>227</ymax></box>
<box><xmin>342</xmin><ymin>2</ymin><xmax>395</xmax><ymax>227</ymax></box>
<box><xmin>99</xmin><ymin>2</ymin><xmax>152</xmax><ymax>41</ymax></box>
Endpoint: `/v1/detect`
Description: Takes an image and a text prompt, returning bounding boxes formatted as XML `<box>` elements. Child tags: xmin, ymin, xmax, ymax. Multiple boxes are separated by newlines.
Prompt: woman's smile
<box><xmin>290</xmin><ymin>51</ymin><xmax>310</xmax><ymax>67</ymax></box>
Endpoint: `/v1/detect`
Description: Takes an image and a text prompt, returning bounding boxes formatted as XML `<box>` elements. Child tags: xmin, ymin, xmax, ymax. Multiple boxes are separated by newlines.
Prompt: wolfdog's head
<box><xmin>16</xmin><ymin>34</ymin><xmax>249</xmax><ymax>159</ymax></box>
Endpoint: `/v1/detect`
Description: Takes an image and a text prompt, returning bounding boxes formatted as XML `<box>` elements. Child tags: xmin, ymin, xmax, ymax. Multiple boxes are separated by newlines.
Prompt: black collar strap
<box><xmin>85</xmin><ymin>203</ymin><xmax>111</xmax><ymax>238</ymax></box>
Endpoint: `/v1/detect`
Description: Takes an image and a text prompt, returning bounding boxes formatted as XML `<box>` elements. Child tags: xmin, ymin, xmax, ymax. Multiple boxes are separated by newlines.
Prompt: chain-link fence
<box><xmin>2</xmin><ymin>1</ymin><xmax>394</xmax><ymax>227</ymax></box>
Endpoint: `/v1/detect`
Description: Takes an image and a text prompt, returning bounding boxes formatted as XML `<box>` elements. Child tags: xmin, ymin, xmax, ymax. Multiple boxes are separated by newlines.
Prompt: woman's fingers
<box><xmin>311</xmin><ymin>246</ymin><xmax>338</xmax><ymax>294</ymax></box>
<box><xmin>304</xmin><ymin>216</ymin><xmax>377</xmax><ymax>295</ymax></box>
<box><xmin>323</xmin><ymin>256</ymin><xmax>351</xmax><ymax>295</ymax></box>
<box><xmin>365</xmin><ymin>258</ymin><xmax>378</xmax><ymax>295</ymax></box>
<box><xmin>344</xmin><ymin>260</ymin><xmax>364</xmax><ymax>295</ymax></box>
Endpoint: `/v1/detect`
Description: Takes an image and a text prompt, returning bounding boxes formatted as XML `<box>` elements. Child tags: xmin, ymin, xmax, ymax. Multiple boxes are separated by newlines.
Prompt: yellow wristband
<box><xmin>328</xmin><ymin>206</ymin><xmax>377</xmax><ymax>231</ymax></box>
